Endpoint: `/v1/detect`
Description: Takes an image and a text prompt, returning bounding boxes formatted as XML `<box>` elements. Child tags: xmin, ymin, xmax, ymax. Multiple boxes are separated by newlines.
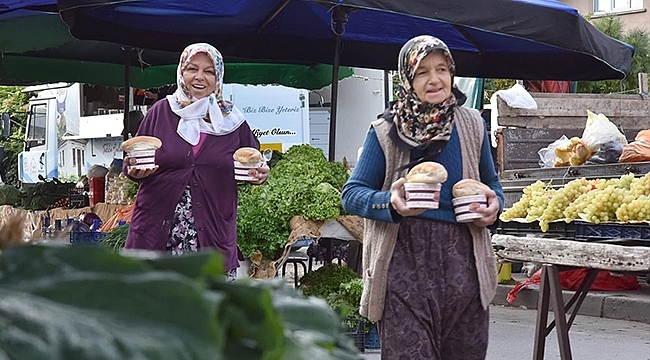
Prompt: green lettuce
<box><xmin>237</xmin><ymin>145</ymin><xmax>349</xmax><ymax>260</ymax></box>
<box><xmin>0</xmin><ymin>245</ymin><xmax>361</xmax><ymax>360</ymax></box>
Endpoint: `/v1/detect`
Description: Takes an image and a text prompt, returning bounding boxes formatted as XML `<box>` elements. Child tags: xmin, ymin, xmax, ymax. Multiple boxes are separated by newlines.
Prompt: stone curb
<box><xmin>492</xmin><ymin>281</ymin><xmax>650</xmax><ymax>324</ymax></box>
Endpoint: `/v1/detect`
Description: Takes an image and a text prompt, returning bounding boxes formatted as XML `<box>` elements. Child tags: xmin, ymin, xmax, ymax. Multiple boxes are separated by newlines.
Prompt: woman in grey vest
<box><xmin>341</xmin><ymin>35</ymin><xmax>504</xmax><ymax>360</ymax></box>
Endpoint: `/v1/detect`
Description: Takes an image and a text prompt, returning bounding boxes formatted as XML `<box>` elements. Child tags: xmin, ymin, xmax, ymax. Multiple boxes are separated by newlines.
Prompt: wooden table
<box><xmin>492</xmin><ymin>234</ymin><xmax>650</xmax><ymax>360</ymax></box>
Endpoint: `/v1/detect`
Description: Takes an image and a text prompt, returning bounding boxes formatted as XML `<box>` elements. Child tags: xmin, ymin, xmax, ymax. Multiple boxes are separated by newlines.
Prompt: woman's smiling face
<box><xmin>182</xmin><ymin>52</ymin><xmax>216</xmax><ymax>99</ymax></box>
<box><xmin>411</xmin><ymin>51</ymin><xmax>452</xmax><ymax>104</ymax></box>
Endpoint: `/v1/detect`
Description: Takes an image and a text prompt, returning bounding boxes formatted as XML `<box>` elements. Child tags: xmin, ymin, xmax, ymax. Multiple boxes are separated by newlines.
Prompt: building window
<box><xmin>72</xmin><ymin>149</ymin><xmax>76</xmax><ymax>166</ymax></box>
<box><xmin>594</xmin><ymin>0</ymin><xmax>644</xmax><ymax>13</ymax></box>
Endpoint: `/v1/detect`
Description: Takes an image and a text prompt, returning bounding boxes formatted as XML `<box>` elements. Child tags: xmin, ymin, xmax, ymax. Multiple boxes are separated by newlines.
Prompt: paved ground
<box><xmin>274</xmin><ymin>259</ymin><xmax>650</xmax><ymax>324</ymax></box>
<box><xmin>361</xmin><ymin>305</ymin><xmax>650</xmax><ymax>360</ymax></box>
<box><xmin>493</xmin><ymin>272</ymin><xmax>650</xmax><ymax>324</ymax></box>
<box><xmin>273</xmin><ymin>256</ymin><xmax>650</xmax><ymax>358</ymax></box>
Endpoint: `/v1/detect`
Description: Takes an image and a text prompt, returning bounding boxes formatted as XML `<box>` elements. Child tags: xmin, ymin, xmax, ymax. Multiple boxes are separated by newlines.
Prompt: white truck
<box><xmin>19</xmin><ymin>83</ymin><xmax>125</xmax><ymax>184</ymax></box>
<box><xmin>223</xmin><ymin>84</ymin><xmax>310</xmax><ymax>153</ymax></box>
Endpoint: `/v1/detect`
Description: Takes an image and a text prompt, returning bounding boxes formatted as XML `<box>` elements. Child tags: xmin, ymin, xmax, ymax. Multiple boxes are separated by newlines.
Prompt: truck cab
<box><xmin>19</xmin><ymin>83</ymin><xmax>126</xmax><ymax>184</ymax></box>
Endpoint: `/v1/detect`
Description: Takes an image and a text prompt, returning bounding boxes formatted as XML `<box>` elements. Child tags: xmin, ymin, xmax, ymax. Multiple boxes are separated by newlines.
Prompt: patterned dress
<box><xmin>167</xmin><ymin>188</ymin><xmax>237</xmax><ymax>283</ymax></box>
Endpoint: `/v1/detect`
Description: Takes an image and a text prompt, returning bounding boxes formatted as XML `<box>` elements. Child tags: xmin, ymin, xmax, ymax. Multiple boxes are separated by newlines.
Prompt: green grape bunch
<box><xmin>500</xmin><ymin>181</ymin><xmax>547</xmax><ymax>221</ymax></box>
<box><xmin>538</xmin><ymin>178</ymin><xmax>589</xmax><ymax>232</ymax></box>
<box><xmin>616</xmin><ymin>195</ymin><xmax>650</xmax><ymax>222</ymax></box>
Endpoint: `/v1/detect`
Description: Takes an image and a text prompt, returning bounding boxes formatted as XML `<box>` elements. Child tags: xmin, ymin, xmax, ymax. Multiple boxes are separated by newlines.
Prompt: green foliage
<box><xmin>483</xmin><ymin>79</ymin><xmax>516</xmax><ymax>104</ymax></box>
<box><xmin>20</xmin><ymin>178</ymin><xmax>75</xmax><ymax>210</ymax></box>
<box><xmin>300</xmin><ymin>265</ymin><xmax>371</xmax><ymax>330</ymax></box>
<box><xmin>0</xmin><ymin>86</ymin><xmax>29</xmax><ymax>186</ymax></box>
<box><xmin>0</xmin><ymin>245</ymin><xmax>362</xmax><ymax>359</ymax></box>
<box><xmin>0</xmin><ymin>184</ymin><xmax>23</xmax><ymax>206</ymax></box>
<box><xmin>126</xmin><ymin>179</ymin><xmax>139</xmax><ymax>200</ymax></box>
<box><xmin>327</xmin><ymin>278</ymin><xmax>365</xmax><ymax>322</ymax></box>
<box><xmin>304</xmin><ymin>183</ymin><xmax>343</xmax><ymax>220</ymax></box>
<box><xmin>100</xmin><ymin>223</ymin><xmax>130</xmax><ymax>253</ymax></box>
<box><xmin>272</xmin><ymin>144</ymin><xmax>349</xmax><ymax>190</ymax></box>
<box><xmin>578</xmin><ymin>16</ymin><xmax>650</xmax><ymax>94</ymax></box>
<box><xmin>237</xmin><ymin>144</ymin><xmax>349</xmax><ymax>260</ymax></box>
<box><xmin>299</xmin><ymin>264</ymin><xmax>360</xmax><ymax>300</ymax></box>
<box><xmin>57</xmin><ymin>174</ymin><xmax>79</xmax><ymax>183</ymax></box>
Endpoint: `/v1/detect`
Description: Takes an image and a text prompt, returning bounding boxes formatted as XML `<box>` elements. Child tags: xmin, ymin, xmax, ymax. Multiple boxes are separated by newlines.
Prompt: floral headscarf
<box><xmin>391</xmin><ymin>35</ymin><xmax>465</xmax><ymax>149</ymax></box>
<box><xmin>167</xmin><ymin>43</ymin><xmax>245</xmax><ymax>145</ymax></box>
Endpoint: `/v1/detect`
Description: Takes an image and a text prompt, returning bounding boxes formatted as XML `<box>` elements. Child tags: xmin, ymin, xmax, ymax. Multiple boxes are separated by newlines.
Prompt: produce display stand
<box><xmin>496</xmin><ymin>219</ymin><xmax>650</xmax><ymax>243</ymax></box>
<box><xmin>0</xmin><ymin>203</ymin><xmax>128</xmax><ymax>241</ymax></box>
<box><xmin>492</xmin><ymin>233</ymin><xmax>650</xmax><ymax>360</ymax></box>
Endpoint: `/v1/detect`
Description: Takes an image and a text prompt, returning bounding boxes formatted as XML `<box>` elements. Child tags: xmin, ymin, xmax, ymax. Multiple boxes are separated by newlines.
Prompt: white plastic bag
<box><xmin>581</xmin><ymin>110</ymin><xmax>628</xmax><ymax>151</ymax></box>
<box><xmin>495</xmin><ymin>83</ymin><xmax>538</xmax><ymax>110</ymax></box>
<box><xmin>489</xmin><ymin>84</ymin><xmax>538</xmax><ymax>147</ymax></box>
<box><xmin>538</xmin><ymin>135</ymin><xmax>570</xmax><ymax>168</ymax></box>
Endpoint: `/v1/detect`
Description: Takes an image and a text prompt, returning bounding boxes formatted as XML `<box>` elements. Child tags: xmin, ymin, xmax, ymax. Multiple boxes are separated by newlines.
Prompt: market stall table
<box><xmin>492</xmin><ymin>234</ymin><xmax>650</xmax><ymax>360</ymax></box>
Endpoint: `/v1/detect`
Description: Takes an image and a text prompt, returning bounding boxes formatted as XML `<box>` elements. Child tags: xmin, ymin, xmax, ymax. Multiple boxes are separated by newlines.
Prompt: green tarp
<box><xmin>0</xmin><ymin>14</ymin><xmax>353</xmax><ymax>89</ymax></box>
<box><xmin>0</xmin><ymin>56</ymin><xmax>353</xmax><ymax>89</ymax></box>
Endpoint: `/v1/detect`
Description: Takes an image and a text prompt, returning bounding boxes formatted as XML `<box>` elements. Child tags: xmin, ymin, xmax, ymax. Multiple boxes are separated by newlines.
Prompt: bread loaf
<box><xmin>406</xmin><ymin>162</ymin><xmax>447</xmax><ymax>184</ymax></box>
<box><xmin>452</xmin><ymin>179</ymin><xmax>491</xmax><ymax>197</ymax></box>
<box><xmin>233</xmin><ymin>147</ymin><xmax>262</xmax><ymax>165</ymax></box>
<box><xmin>121</xmin><ymin>136</ymin><xmax>162</xmax><ymax>152</ymax></box>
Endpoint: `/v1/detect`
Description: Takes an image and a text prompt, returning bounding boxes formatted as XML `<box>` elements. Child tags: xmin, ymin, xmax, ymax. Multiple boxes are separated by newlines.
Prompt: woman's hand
<box><xmin>390</xmin><ymin>178</ymin><xmax>427</xmax><ymax>217</ymax></box>
<box><xmin>247</xmin><ymin>162</ymin><xmax>270</xmax><ymax>185</ymax></box>
<box><xmin>125</xmin><ymin>156</ymin><xmax>159</xmax><ymax>179</ymax></box>
<box><xmin>471</xmin><ymin>189</ymin><xmax>500</xmax><ymax>227</ymax></box>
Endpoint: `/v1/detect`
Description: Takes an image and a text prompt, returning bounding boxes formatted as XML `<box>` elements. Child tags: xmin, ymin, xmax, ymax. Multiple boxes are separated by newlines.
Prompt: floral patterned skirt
<box><xmin>379</xmin><ymin>218</ymin><xmax>488</xmax><ymax>359</ymax></box>
<box><xmin>167</xmin><ymin>185</ymin><xmax>237</xmax><ymax>282</ymax></box>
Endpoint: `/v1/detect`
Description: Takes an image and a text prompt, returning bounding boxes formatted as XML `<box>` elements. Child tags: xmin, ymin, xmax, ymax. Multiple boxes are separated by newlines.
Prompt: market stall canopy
<box><xmin>57</xmin><ymin>0</ymin><xmax>634</xmax><ymax>81</ymax></box>
<box><xmin>0</xmin><ymin>10</ymin><xmax>353</xmax><ymax>89</ymax></box>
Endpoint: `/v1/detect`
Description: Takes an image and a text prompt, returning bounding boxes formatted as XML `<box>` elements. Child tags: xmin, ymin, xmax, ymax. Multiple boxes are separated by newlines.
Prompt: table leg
<box><xmin>546</xmin><ymin>268</ymin><xmax>599</xmax><ymax>331</ymax></box>
<box><xmin>548</xmin><ymin>265</ymin><xmax>572</xmax><ymax>360</ymax></box>
<box><xmin>533</xmin><ymin>265</ymin><xmax>551</xmax><ymax>360</ymax></box>
<box><xmin>324</xmin><ymin>238</ymin><xmax>333</xmax><ymax>264</ymax></box>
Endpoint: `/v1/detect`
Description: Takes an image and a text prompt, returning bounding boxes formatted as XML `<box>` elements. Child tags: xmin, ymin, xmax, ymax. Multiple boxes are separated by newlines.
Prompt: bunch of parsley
<box><xmin>237</xmin><ymin>145</ymin><xmax>349</xmax><ymax>260</ymax></box>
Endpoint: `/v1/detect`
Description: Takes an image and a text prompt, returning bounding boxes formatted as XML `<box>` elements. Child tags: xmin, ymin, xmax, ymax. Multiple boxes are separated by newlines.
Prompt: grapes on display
<box><xmin>500</xmin><ymin>173</ymin><xmax>650</xmax><ymax>231</ymax></box>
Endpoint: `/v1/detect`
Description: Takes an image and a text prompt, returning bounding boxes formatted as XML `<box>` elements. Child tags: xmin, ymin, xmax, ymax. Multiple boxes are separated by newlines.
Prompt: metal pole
<box><xmin>123</xmin><ymin>48</ymin><xmax>132</xmax><ymax>142</ymax></box>
<box><xmin>329</xmin><ymin>35</ymin><xmax>341</xmax><ymax>162</ymax></box>
<box><xmin>328</xmin><ymin>6</ymin><xmax>349</xmax><ymax>162</ymax></box>
<box><xmin>384</xmin><ymin>70</ymin><xmax>391</xmax><ymax>108</ymax></box>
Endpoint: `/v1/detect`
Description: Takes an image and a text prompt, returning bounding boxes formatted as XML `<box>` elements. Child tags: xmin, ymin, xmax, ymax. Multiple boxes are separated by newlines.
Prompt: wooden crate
<box><xmin>495</xmin><ymin>93</ymin><xmax>648</xmax><ymax>173</ymax></box>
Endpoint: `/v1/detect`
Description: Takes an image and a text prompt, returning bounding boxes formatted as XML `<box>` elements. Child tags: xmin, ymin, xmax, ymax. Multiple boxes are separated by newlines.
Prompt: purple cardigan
<box><xmin>123</xmin><ymin>99</ymin><xmax>259</xmax><ymax>270</ymax></box>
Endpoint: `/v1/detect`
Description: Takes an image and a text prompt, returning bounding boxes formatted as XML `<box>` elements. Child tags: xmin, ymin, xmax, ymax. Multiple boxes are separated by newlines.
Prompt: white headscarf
<box><xmin>167</xmin><ymin>43</ymin><xmax>245</xmax><ymax>145</ymax></box>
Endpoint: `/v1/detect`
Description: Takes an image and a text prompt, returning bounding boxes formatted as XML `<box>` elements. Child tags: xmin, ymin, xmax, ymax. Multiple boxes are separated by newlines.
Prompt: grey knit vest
<box><xmin>360</xmin><ymin>106</ymin><xmax>497</xmax><ymax>322</ymax></box>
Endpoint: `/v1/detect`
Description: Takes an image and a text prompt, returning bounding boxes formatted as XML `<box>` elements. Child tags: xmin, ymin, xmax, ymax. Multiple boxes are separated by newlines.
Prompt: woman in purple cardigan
<box><xmin>123</xmin><ymin>43</ymin><xmax>269</xmax><ymax>282</ymax></box>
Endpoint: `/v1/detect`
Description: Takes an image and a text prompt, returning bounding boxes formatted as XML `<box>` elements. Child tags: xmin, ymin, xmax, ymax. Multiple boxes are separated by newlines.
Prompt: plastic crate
<box><xmin>365</xmin><ymin>323</ymin><xmax>380</xmax><ymax>349</ymax></box>
<box><xmin>575</xmin><ymin>221</ymin><xmax>650</xmax><ymax>242</ymax></box>
<box><xmin>496</xmin><ymin>220</ymin><xmax>575</xmax><ymax>239</ymax></box>
<box><xmin>70</xmin><ymin>231</ymin><xmax>106</xmax><ymax>244</ymax></box>
<box><xmin>344</xmin><ymin>318</ymin><xmax>365</xmax><ymax>353</ymax></box>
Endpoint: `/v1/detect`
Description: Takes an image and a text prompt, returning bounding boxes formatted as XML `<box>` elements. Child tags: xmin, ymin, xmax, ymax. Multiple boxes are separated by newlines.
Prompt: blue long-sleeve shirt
<box><xmin>342</xmin><ymin>123</ymin><xmax>504</xmax><ymax>224</ymax></box>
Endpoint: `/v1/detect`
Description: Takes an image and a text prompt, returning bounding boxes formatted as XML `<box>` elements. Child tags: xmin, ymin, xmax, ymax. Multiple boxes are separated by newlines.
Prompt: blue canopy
<box><xmin>55</xmin><ymin>0</ymin><xmax>634</xmax><ymax>81</ymax></box>
<box><xmin>0</xmin><ymin>3</ymin><xmax>353</xmax><ymax>89</ymax></box>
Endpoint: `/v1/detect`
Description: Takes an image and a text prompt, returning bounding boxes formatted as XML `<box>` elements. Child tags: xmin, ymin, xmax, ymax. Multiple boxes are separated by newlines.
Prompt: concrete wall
<box><xmin>561</xmin><ymin>0</ymin><xmax>649</xmax><ymax>31</ymax></box>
